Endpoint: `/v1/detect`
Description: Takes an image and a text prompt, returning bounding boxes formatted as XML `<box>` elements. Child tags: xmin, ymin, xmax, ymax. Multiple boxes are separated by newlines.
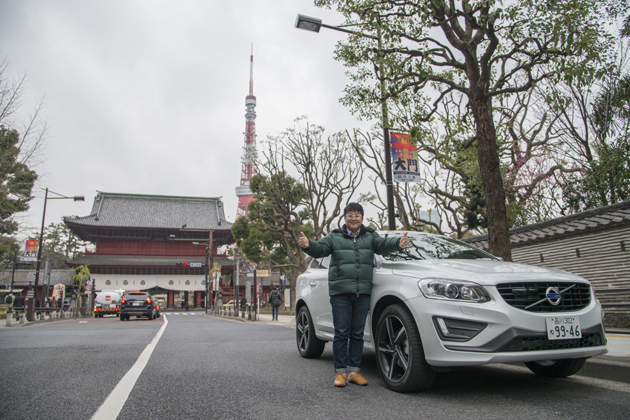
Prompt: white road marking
<box><xmin>90</xmin><ymin>315</ymin><xmax>168</xmax><ymax>420</ymax></box>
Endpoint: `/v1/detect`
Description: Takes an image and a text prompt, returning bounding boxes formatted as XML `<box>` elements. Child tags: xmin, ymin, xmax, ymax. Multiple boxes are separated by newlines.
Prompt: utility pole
<box><xmin>10</xmin><ymin>249</ymin><xmax>18</xmax><ymax>294</ymax></box>
<box><xmin>234</xmin><ymin>249</ymin><xmax>239</xmax><ymax>312</ymax></box>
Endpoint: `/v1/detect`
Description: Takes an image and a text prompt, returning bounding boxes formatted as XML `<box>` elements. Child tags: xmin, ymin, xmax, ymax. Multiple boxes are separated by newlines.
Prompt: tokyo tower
<box><xmin>235</xmin><ymin>46</ymin><xmax>257</xmax><ymax>218</ymax></box>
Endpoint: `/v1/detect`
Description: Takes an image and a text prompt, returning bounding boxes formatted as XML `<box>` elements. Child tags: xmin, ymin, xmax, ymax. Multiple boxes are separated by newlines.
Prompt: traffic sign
<box><xmin>85</xmin><ymin>284</ymin><xmax>92</xmax><ymax>292</ymax></box>
<box><xmin>190</xmin><ymin>263</ymin><xmax>202</xmax><ymax>267</ymax></box>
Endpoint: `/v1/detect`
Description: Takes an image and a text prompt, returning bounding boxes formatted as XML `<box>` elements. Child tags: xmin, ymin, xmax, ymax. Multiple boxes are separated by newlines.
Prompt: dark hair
<box><xmin>344</xmin><ymin>202</ymin><xmax>364</xmax><ymax>216</ymax></box>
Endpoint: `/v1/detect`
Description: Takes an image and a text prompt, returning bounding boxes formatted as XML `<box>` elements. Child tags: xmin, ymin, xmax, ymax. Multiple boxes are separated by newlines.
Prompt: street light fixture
<box><xmin>295</xmin><ymin>14</ymin><xmax>396</xmax><ymax>230</ymax></box>
<box><xmin>27</xmin><ymin>188</ymin><xmax>84</xmax><ymax>321</ymax></box>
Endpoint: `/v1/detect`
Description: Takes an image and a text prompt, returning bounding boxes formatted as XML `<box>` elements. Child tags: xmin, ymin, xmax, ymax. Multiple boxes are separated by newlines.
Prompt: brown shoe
<box><xmin>334</xmin><ymin>373</ymin><xmax>347</xmax><ymax>387</ymax></box>
<box><xmin>348</xmin><ymin>372</ymin><xmax>368</xmax><ymax>386</ymax></box>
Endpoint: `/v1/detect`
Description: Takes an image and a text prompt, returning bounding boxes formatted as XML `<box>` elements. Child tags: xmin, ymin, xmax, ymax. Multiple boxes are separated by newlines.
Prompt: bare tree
<box><xmin>0</xmin><ymin>58</ymin><xmax>47</xmax><ymax>169</ymax></box>
<box><xmin>264</xmin><ymin>116</ymin><xmax>364</xmax><ymax>239</ymax></box>
<box><xmin>0</xmin><ymin>59</ymin><xmax>46</xmax><ymax>240</ymax></box>
<box><xmin>315</xmin><ymin>0</ymin><xmax>622</xmax><ymax>260</ymax></box>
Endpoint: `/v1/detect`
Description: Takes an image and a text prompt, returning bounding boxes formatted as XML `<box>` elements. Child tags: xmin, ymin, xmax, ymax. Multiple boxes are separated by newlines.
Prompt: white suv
<box><xmin>295</xmin><ymin>231</ymin><xmax>607</xmax><ymax>392</ymax></box>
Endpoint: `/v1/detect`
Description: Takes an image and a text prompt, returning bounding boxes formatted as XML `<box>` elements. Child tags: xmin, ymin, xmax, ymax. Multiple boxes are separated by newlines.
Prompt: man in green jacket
<box><xmin>298</xmin><ymin>202</ymin><xmax>410</xmax><ymax>388</ymax></box>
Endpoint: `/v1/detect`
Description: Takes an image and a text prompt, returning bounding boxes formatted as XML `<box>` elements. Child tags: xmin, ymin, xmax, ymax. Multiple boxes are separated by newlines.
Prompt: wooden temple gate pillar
<box><xmin>167</xmin><ymin>290</ymin><xmax>174</xmax><ymax>309</ymax></box>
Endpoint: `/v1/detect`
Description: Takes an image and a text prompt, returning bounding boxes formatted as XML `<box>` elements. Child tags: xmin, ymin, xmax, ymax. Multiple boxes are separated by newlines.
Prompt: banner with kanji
<box><xmin>21</xmin><ymin>238</ymin><xmax>39</xmax><ymax>262</ymax></box>
<box><xmin>390</xmin><ymin>131</ymin><xmax>421</xmax><ymax>183</ymax></box>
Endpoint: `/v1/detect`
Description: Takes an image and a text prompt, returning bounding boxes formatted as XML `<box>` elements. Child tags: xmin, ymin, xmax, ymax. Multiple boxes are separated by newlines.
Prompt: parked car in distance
<box><xmin>119</xmin><ymin>291</ymin><xmax>157</xmax><ymax>321</ymax></box>
<box><xmin>295</xmin><ymin>231</ymin><xmax>607</xmax><ymax>393</ymax></box>
<box><xmin>224</xmin><ymin>299</ymin><xmax>251</xmax><ymax>309</ymax></box>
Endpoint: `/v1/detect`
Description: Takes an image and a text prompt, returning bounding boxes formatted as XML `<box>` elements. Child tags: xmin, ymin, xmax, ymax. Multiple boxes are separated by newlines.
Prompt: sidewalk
<box><xmin>257</xmin><ymin>313</ymin><xmax>295</xmax><ymax>325</ymax></box>
<box><xmin>580</xmin><ymin>331</ymin><xmax>630</xmax><ymax>383</ymax></box>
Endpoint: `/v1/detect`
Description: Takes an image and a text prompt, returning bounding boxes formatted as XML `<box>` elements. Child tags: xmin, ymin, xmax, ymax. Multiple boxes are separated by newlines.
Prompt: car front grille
<box><xmin>496</xmin><ymin>282</ymin><xmax>591</xmax><ymax>312</ymax></box>
<box><xmin>499</xmin><ymin>333</ymin><xmax>603</xmax><ymax>352</ymax></box>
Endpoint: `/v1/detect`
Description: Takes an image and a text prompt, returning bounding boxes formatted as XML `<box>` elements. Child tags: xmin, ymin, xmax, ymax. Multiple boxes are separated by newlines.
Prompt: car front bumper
<box><xmin>404</xmin><ymin>294</ymin><xmax>608</xmax><ymax>367</ymax></box>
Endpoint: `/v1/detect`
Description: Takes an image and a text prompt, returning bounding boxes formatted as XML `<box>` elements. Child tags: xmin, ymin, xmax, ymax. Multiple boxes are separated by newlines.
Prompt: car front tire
<box><xmin>296</xmin><ymin>306</ymin><xmax>326</xmax><ymax>358</ymax></box>
<box><xmin>524</xmin><ymin>358</ymin><xmax>587</xmax><ymax>378</ymax></box>
<box><xmin>376</xmin><ymin>304</ymin><xmax>435</xmax><ymax>393</ymax></box>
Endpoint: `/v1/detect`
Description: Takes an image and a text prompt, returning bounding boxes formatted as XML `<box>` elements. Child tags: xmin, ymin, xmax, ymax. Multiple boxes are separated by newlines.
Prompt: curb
<box><xmin>1</xmin><ymin>315</ymin><xmax>93</xmax><ymax>328</ymax></box>
<box><xmin>580</xmin><ymin>355</ymin><xmax>630</xmax><ymax>384</ymax></box>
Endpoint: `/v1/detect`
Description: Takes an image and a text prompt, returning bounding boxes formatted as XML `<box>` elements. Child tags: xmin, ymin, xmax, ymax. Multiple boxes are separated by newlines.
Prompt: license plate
<box><xmin>133</xmin><ymin>301</ymin><xmax>143</xmax><ymax>306</ymax></box>
<box><xmin>546</xmin><ymin>316</ymin><xmax>581</xmax><ymax>340</ymax></box>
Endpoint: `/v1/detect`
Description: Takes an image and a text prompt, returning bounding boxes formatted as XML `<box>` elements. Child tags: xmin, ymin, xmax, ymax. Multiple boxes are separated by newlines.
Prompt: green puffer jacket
<box><xmin>302</xmin><ymin>225</ymin><xmax>402</xmax><ymax>296</ymax></box>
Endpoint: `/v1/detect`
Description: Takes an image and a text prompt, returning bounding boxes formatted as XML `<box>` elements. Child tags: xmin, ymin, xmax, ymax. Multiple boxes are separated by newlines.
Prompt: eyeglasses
<box><xmin>345</xmin><ymin>214</ymin><xmax>362</xmax><ymax>219</ymax></box>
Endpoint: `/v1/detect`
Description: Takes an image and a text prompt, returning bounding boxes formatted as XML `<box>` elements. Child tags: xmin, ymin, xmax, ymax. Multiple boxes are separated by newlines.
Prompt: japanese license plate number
<box><xmin>546</xmin><ymin>316</ymin><xmax>581</xmax><ymax>340</ymax></box>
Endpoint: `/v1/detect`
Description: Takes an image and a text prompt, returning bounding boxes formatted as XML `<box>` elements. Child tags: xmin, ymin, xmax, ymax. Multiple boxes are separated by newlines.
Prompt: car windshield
<box><xmin>382</xmin><ymin>234</ymin><xmax>496</xmax><ymax>261</ymax></box>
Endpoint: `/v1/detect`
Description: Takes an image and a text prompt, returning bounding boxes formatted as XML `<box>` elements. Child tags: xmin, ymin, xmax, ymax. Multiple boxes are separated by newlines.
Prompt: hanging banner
<box><xmin>20</xmin><ymin>238</ymin><xmax>39</xmax><ymax>262</ymax></box>
<box><xmin>390</xmin><ymin>131</ymin><xmax>421</xmax><ymax>183</ymax></box>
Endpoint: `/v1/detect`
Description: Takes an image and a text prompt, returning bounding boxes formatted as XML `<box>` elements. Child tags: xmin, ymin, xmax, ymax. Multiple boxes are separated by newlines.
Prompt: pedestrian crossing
<box><xmin>165</xmin><ymin>313</ymin><xmax>199</xmax><ymax>316</ymax></box>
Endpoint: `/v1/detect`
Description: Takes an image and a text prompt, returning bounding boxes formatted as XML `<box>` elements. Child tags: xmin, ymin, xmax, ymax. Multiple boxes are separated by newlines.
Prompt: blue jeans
<box><xmin>271</xmin><ymin>305</ymin><xmax>279</xmax><ymax>320</ymax></box>
<box><xmin>330</xmin><ymin>294</ymin><xmax>371</xmax><ymax>374</ymax></box>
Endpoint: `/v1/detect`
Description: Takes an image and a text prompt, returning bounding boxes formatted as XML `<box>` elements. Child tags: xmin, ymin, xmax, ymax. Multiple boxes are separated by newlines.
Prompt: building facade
<box><xmin>64</xmin><ymin>192</ymin><xmax>235</xmax><ymax>309</ymax></box>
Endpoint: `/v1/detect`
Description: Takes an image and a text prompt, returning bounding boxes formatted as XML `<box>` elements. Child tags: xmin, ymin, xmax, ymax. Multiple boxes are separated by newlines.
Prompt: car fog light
<box><xmin>432</xmin><ymin>316</ymin><xmax>487</xmax><ymax>341</ymax></box>
<box><xmin>436</xmin><ymin>317</ymin><xmax>450</xmax><ymax>336</ymax></box>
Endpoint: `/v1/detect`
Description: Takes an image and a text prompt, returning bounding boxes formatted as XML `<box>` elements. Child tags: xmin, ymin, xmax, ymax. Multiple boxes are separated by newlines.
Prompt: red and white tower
<box><xmin>235</xmin><ymin>46</ymin><xmax>257</xmax><ymax>218</ymax></box>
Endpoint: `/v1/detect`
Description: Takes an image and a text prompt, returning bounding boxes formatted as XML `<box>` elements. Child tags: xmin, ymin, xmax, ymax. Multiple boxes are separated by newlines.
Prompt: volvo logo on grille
<box><xmin>546</xmin><ymin>287</ymin><xmax>562</xmax><ymax>306</ymax></box>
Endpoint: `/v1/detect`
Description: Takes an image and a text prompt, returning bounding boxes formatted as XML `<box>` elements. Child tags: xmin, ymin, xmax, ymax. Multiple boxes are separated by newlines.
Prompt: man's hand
<box><xmin>399</xmin><ymin>232</ymin><xmax>410</xmax><ymax>248</ymax></box>
<box><xmin>298</xmin><ymin>232</ymin><xmax>310</xmax><ymax>249</ymax></box>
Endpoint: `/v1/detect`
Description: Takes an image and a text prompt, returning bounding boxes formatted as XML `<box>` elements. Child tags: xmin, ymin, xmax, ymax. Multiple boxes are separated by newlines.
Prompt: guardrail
<box><xmin>4</xmin><ymin>306</ymin><xmax>84</xmax><ymax>324</ymax></box>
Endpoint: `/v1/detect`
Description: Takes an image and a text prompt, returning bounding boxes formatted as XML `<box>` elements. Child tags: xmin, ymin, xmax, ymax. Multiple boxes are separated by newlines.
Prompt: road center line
<box><xmin>90</xmin><ymin>315</ymin><xmax>168</xmax><ymax>420</ymax></box>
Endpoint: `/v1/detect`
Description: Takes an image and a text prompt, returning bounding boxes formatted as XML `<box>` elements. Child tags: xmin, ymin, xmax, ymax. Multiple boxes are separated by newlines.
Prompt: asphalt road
<box><xmin>1</xmin><ymin>313</ymin><xmax>629</xmax><ymax>420</ymax></box>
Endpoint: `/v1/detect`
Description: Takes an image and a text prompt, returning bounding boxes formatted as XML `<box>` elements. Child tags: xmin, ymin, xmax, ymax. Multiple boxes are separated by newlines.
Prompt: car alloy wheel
<box><xmin>376</xmin><ymin>304</ymin><xmax>435</xmax><ymax>393</ymax></box>
<box><xmin>296</xmin><ymin>306</ymin><xmax>326</xmax><ymax>358</ymax></box>
<box><xmin>524</xmin><ymin>358</ymin><xmax>587</xmax><ymax>378</ymax></box>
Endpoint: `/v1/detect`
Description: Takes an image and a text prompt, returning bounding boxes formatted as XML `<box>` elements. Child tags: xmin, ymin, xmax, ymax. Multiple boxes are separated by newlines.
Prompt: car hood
<box><xmin>387</xmin><ymin>259</ymin><xmax>586</xmax><ymax>285</ymax></box>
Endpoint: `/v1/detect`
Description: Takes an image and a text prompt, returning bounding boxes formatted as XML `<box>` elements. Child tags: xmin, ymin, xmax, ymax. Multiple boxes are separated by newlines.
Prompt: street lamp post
<box><xmin>27</xmin><ymin>188</ymin><xmax>84</xmax><ymax>322</ymax></box>
<box><xmin>295</xmin><ymin>14</ymin><xmax>396</xmax><ymax>230</ymax></box>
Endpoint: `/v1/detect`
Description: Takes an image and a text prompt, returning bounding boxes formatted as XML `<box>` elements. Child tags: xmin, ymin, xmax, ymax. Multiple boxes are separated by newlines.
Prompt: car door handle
<box><xmin>310</xmin><ymin>282</ymin><xmax>317</xmax><ymax>287</ymax></box>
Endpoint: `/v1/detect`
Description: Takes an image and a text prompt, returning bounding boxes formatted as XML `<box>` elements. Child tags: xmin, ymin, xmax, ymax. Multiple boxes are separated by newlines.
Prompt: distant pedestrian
<box><xmin>5</xmin><ymin>294</ymin><xmax>13</xmax><ymax>314</ymax></box>
<box><xmin>36</xmin><ymin>296</ymin><xmax>41</xmax><ymax>316</ymax></box>
<box><xmin>13</xmin><ymin>293</ymin><xmax>25</xmax><ymax>315</ymax></box>
<box><xmin>50</xmin><ymin>296</ymin><xmax>58</xmax><ymax>311</ymax></box>
<box><xmin>45</xmin><ymin>298</ymin><xmax>51</xmax><ymax>315</ymax></box>
<box><xmin>269</xmin><ymin>287</ymin><xmax>283</xmax><ymax>321</ymax></box>
<box><xmin>240</xmin><ymin>295</ymin><xmax>247</xmax><ymax>310</ymax></box>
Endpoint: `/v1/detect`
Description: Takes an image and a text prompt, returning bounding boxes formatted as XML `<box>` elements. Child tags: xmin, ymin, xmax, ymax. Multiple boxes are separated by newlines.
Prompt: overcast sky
<box><xmin>1</xmin><ymin>0</ymin><xmax>377</xmax><ymax>240</ymax></box>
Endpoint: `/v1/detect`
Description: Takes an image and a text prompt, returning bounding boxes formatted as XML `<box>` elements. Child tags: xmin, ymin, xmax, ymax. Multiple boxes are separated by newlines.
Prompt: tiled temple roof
<box><xmin>464</xmin><ymin>201</ymin><xmax>630</xmax><ymax>249</ymax></box>
<box><xmin>64</xmin><ymin>191</ymin><xmax>232</xmax><ymax>230</ymax></box>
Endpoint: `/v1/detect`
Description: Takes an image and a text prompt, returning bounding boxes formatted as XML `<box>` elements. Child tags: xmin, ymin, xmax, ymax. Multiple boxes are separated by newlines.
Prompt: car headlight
<box><xmin>418</xmin><ymin>279</ymin><xmax>491</xmax><ymax>303</ymax></box>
